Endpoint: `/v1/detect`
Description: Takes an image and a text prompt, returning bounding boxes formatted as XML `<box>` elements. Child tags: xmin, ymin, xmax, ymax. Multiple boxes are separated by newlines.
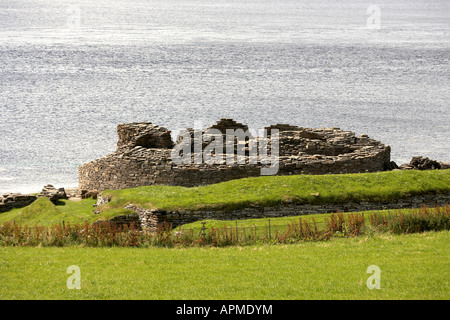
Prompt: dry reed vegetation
<box><xmin>0</xmin><ymin>205</ymin><xmax>448</xmax><ymax>247</ymax></box>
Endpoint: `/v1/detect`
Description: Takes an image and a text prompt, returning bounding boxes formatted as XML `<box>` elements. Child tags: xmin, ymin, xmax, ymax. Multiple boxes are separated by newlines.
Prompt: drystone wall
<box><xmin>0</xmin><ymin>193</ymin><xmax>37</xmax><ymax>213</ymax></box>
<box><xmin>79</xmin><ymin>119</ymin><xmax>392</xmax><ymax>192</ymax></box>
<box><xmin>0</xmin><ymin>184</ymin><xmax>68</xmax><ymax>213</ymax></box>
<box><xmin>99</xmin><ymin>193</ymin><xmax>450</xmax><ymax>231</ymax></box>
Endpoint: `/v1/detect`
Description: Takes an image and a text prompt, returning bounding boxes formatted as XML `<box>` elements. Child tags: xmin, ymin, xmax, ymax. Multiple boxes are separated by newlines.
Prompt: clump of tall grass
<box><xmin>270</xmin><ymin>217</ymin><xmax>332</xmax><ymax>243</ymax></box>
<box><xmin>369</xmin><ymin>205</ymin><xmax>450</xmax><ymax>234</ymax></box>
<box><xmin>0</xmin><ymin>218</ymin><xmax>331</xmax><ymax>247</ymax></box>
<box><xmin>325</xmin><ymin>212</ymin><xmax>366</xmax><ymax>237</ymax></box>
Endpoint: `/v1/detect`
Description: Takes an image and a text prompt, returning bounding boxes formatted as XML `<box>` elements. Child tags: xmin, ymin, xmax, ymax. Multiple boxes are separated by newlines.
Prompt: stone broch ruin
<box><xmin>2</xmin><ymin>119</ymin><xmax>448</xmax><ymax>230</ymax></box>
<box><xmin>78</xmin><ymin>118</ymin><xmax>393</xmax><ymax>192</ymax></box>
<box><xmin>76</xmin><ymin>119</ymin><xmax>450</xmax><ymax>231</ymax></box>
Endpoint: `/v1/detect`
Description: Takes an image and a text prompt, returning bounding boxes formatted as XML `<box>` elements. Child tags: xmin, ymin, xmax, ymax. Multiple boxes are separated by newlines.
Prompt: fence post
<box><xmin>268</xmin><ymin>219</ymin><xmax>271</xmax><ymax>240</ymax></box>
<box><xmin>235</xmin><ymin>220</ymin><xmax>238</xmax><ymax>242</ymax></box>
<box><xmin>201</xmin><ymin>222</ymin><xmax>206</xmax><ymax>238</ymax></box>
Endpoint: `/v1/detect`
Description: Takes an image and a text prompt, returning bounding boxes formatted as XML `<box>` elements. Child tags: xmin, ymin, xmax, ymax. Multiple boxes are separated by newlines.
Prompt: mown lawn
<box><xmin>1</xmin><ymin>231</ymin><xmax>448</xmax><ymax>300</ymax></box>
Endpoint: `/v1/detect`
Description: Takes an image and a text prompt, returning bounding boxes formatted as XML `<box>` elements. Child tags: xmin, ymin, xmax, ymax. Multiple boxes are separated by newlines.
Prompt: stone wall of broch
<box><xmin>78</xmin><ymin>119</ymin><xmax>394</xmax><ymax>192</ymax></box>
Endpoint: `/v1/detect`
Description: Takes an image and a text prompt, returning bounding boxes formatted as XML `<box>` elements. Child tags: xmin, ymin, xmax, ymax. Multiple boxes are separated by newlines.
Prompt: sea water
<box><xmin>0</xmin><ymin>0</ymin><xmax>449</xmax><ymax>194</ymax></box>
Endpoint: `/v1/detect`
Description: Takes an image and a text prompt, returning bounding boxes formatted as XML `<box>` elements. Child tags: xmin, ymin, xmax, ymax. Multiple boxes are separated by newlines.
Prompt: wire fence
<box><xmin>166</xmin><ymin>216</ymin><xmax>341</xmax><ymax>246</ymax></box>
<box><xmin>175</xmin><ymin>218</ymin><xmax>329</xmax><ymax>240</ymax></box>
<box><xmin>2</xmin><ymin>205</ymin><xmax>448</xmax><ymax>247</ymax></box>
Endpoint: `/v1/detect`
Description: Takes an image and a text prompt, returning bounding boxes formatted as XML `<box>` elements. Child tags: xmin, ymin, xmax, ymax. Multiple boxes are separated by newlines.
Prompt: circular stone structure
<box><xmin>78</xmin><ymin>119</ymin><xmax>392</xmax><ymax>192</ymax></box>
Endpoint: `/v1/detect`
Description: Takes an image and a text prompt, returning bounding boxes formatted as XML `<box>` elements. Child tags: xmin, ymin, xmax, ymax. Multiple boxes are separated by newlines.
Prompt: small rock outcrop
<box><xmin>0</xmin><ymin>193</ymin><xmax>37</xmax><ymax>213</ymax></box>
<box><xmin>38</xmin><ymin>185</ymin><xmax>67</xmax><ymax>203</ymax></box>
<box><xmin>399</xmin><ymin>156</ymin><xmax>450</xmax><ymax>171</ymax></box>
<box><xmin>80</xmin><ymin>189</ymin><xmax>99</xmax><ymax>200</ymax></box>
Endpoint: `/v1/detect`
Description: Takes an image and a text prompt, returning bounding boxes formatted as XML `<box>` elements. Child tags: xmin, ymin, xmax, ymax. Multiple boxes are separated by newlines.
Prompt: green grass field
<box><xmin>0</xmin><ymin>231</ymin><xmax>448</xmax><ymax>299</ymax></box>
<box><xmin>1</xmin><ymin>170</ymin><xmax>449</xmax><ymax>299</ymax></box>
<box><xmin>0</xmin><ymin>195</ymin><xmax>417</xmax><ymax>233</ymax></box>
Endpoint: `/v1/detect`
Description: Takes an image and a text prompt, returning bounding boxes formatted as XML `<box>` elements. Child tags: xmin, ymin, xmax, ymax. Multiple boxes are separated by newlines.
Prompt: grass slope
<box><xmin>0</xmin><ymin>197</ymin><xmax>98</xmax><ymax>226</ymax></box>
<box><xmin>180</xmin><ymin>209</ymin><xmax>408</xmax><ymax>231</ymax></box>
<box><xmin>100</xmin><ymin>169</ymin><xmax>450</xmax><ymax>213</ymax></box>
<box><xmin>0</xmin><ymin>170</ymin><xmax>448</xmax><ymax>226</ymax></box>
<box><xmin>1</xmin><ymin>231</ymin><xmax>448</xmax><ymax>299</ymax></box>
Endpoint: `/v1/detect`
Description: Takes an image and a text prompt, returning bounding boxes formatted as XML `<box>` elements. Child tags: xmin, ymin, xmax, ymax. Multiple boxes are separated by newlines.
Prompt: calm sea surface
<box><xmin>0</xmin><ymin>0</ymin><xmax>449</xmax><ymax>194</ymax></box>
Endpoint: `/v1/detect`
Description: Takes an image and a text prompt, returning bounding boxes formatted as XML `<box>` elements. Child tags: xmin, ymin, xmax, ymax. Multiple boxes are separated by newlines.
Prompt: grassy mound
<box><xmin>6</xmin><ymin>197</ymin><xmax>61</xmax><ymax>223</ymax></box>
<box><xmin>0</xmin><ymin>198</ymin><xmax>98</xmax><ymax>226</ymax></box>
<box><xmin>99</xmin><ymin>169</ymin><xmax>450</xmax><ymax>214</ymax></box>
<box><xmin>1</xmin><ymin>169</ymin><xmax>449</xmax><ymax>226</ymax></box>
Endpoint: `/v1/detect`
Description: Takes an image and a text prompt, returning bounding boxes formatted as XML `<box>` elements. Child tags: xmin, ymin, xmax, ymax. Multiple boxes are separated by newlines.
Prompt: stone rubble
<box><xmin>0</xmin><ymin>193</ymin><xmax>37</xmax><ymax>213</ymax></box>
<box><xmin>38</xmin><ymin>184</ymin><xmax>68</xmax><ymax>204</ymax></box>
<box><xmin>399</xmin><ymin>156</ymin><xmax>450</xmax><ymax>171</ymax></box>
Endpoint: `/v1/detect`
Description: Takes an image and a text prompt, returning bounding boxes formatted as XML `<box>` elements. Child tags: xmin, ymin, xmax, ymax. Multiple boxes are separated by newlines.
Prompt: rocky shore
<box><xmin>396</xmin><ymin>156</ymin><xmax>450</xmax><ymax>171</ymax></box>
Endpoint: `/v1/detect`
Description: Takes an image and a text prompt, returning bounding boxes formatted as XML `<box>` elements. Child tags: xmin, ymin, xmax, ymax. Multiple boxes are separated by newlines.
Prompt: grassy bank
<box><xmin>100</xmin><ymin>169</ymin><xmax>450</xmax><ymax>214</ymax></box>
<box><xmin>0</xmin><ymin>197</ymin><xmax>99</xmax><ymax>226</ymax></box>
<box><xmin>0</xmin><ymin>231</ymin><xmax>448</xmax><ymax>299</ymax></box>
<box><xmin>0</xmin><ymin>170</ymin><xmax>449</xmax><ymax>227</ymax></box>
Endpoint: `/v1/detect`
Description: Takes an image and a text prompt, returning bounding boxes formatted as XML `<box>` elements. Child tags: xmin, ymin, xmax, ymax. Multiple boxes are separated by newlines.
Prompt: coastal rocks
<box><xmin>80</xmin><ymin>189</ymin><xmax>99</xmax><ymax>199</ymax></box>
<box><xmin>399</xmin><ymin>156</ymin><xmax>449</xmax><ymax>170</ymax></box>
<box><xmin>0</xmin><ymin>193</ymin><xmax>37</xmax><ymax>213</ymax></box>
<box><xmin>384</xmin><ymin>161</ymin><xmax>399</xmax><ymax>171</ymax></box>
<box><xmin>38</xmin><ymin>185</ymin><xmax>67</xmax><ymax>203</ymax></box>
<box><xmin>64</xmin><ymin>188</ymin><xmax>82</xmax><ymax>199</ymax></box>
<box><xmin>0</xmin><ymin>185</ymin><xmax>71</xmax><ymax>213</ymax></box>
